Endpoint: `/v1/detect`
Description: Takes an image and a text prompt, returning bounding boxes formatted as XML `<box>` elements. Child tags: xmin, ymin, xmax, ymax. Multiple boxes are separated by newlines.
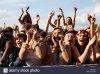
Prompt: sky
<box><xmin>0</xmin><ymin>0</ymin><xmax>100</xmax><ymax>31</ymax></box>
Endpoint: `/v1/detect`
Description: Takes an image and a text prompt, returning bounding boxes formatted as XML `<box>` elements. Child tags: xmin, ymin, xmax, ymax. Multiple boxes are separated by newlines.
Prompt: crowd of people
<box><xmin>0</xmin><ymin>7</ymin><xmax>100</xmax><ymax>67</ymax></box>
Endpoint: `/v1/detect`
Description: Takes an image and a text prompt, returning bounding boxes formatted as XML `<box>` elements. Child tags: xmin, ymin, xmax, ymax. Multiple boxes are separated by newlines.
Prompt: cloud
<box><xmin>92</xmin><ymin>0</ymin><xmax>100</xmax><ymax>4</ymax></box>
<box><xmin>0</xmin><ymin>0</ymin><xmax>20</xmax><ymax>5</ymax></box>
<box><xmin>75</xmin><ymin>1</ymin><xmax>100</xmax><ymax>30</ymax></box>
<box><xmin>0</xmin><ymin>10</ymin><xmax>12</xmax><ymax>19</ymax></box>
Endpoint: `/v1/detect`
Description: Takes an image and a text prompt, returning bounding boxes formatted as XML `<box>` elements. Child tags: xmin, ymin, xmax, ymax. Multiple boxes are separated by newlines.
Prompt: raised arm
<box><xmin>26</xmin><ymin>7</ymin><xmax>32</xmax><ymax>24</ymax></box>
<box><xmin>88</xmin><ymin>13</ymin><xmax>96</xmax><ymax>39</ymax></box>
<box><xmin>59</xmin><ymin>8</ymin><xmax>65</xmax><ymax>26</ymax></box>
<box><xmin>50</xmin><ymin>14</ymin><xmax>62</xmax><ymax>28</ymax></box>
<box><xmin>18</xmin><ymin>8</ymin><xmax>24</xmax><ymax>24</ymax></box>
<box><xmin>50</xmin><ymin>23</ymin><xmax>56</xmax><ymax>28</ymax></box>
<box><xmin>56</xmin><ymin>14</ymin><xmax>62</xmax><ymax>28</ymax></box>
<box><xmin>19</xmin><ymin>31</ymin><xmax>31</xmax><ymax>60</ymax></box>
<box><xmin>34</xmin><ymin>14</ymin><xmax>40</xmax><ymax>25</ymax></box>
<box><xmin>59</xmin><ymin>36</ymin><xmax>71</xmax><ymax>63</ymax></box>
<box><xmin>72</xmin><ymin>7</ymin><xmax>77</xmax><ymax>27</ymax></box>
<box><xmin>44</xmin><ymin>11</ymin><xmax>54</xmax><ymax>33</ymax></box>
<box><xmin>71</xmin><ymin>35</ymin><xmax>96</xmax><ymax>64</ymax></box>
<box><xmin>79</xmin><ymin>35</ymin><xmax>96</xmax><ymax>63</ymax></box>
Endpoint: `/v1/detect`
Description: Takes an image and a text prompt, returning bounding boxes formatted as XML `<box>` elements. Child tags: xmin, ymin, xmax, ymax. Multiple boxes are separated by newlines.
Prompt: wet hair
<box><xmin>24</xmin><ymin>24</ymin><xmax>31</xmax><ymax>30</ymax></box>
<box><xmin>16</xmin><ymin>33</ymin><xmax>27</xmax><ymax>42</ymax></box>
<box><xmin>53</xmin><ymin>27</ymin><xmax>64</xmax><ymax>35</ymax></box>
<box><xmin>65</xmin><ymin>30</ymin><xmax>77</xmax><ymax>35</ymax></box>
<box><xmin>0</xmin><ymin>33</ymin><xmax>14</xmax><ymax>50</ymax></box>
<box><xmin>22</xmin><ymin>14</ymin><xmax>32</xmax><ymax>24</ymax></box>
<box><xmin>31</xmin><ymin>24</ymin><xmax>39</xmax><ymax>30</ymax></box>
<box><xmin>54</xmin><ymin>27</ymin><xmax>63</xmax><ymax>31</ymax></box>
<box><xmin>77</xmin><ymin>29</ymin><xmax>88</xmax><ymax>36</ymax></box>
<box><xmin>4</xmin><ymin>27</ymin><xmax>13</xmax><ymax>34</ymax></box>
<box><xmin>39</xmin><ymin>31</ymin><xmax>47</xmax><ymax>38</ymax></box>
<box><xmin>66</xmin><ymin>17</ymin><xmax>72</xmax><ymax>24</ymax></box>
<box><xmin>75</xmin><ymin>29</ymin><xmax>89</xmax><ymax>53</ymax></box>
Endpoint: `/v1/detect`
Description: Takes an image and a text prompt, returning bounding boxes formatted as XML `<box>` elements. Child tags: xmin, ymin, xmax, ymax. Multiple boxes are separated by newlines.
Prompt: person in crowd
<box><xmin>19</xmin><ymin>25</ymin><xmax>47</xmax><ymax>66</ymax></box>
<box><xmin>18</xmin><ymin>7</ymin><xmax>32</xmax><ymax>31</ymax></box>
<box><xmin>50</xmin><ymin>28</ymin><xmax>71</xmax><ymax>65</ymax></box>
<box><xmin>0</xmin><ymin>6</ymin><xmax>99</xmax><ymax>67</ymax></box>
<box><xmin>59</xmin><ymin>7</ymin><xmax>77</xmax><ymax>32</ymax></box>
<box><xmin>0</xmin><ymin>33</ymin><xmax>20</xmax><ymax>67</ymax></box>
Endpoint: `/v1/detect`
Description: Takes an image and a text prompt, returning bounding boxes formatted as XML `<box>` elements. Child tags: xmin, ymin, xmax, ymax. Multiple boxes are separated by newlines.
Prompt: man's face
<box><xmin>64</xmin><ymin>33</ymin><xmax>75</xmax><ymax>45</ymax></box>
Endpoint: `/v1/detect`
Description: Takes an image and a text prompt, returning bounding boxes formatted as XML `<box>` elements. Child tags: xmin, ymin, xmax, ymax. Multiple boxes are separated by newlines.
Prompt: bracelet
<box><xmin>22</xmin><ymin>43</ymin><xmax>29</xmax><ymax>48</ymax></box>
<box><xmin>61</xmin><ymin>49</ymin><xmax>66</xmax><ymax>52</ymax></box>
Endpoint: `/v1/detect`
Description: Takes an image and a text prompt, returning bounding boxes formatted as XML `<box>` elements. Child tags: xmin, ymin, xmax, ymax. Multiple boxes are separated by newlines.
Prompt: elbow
<box><xmin>78</xmin><ymin>57</ymin><xmax>85</xmax><ymax>64</ymax></box>
<box><xmin>38</xmin><ymin>55</ymin><xmax>44</xmax><ymax>59</ymax></box>
<box><xmin>19</xmin><ymin>53</ymin><xmax>25</xmax><ymax>60</ymax></box>
<box><xmin>65</xmin><ymin>58</ymin><xmax>71</xmax><ymax>63</ymax></box>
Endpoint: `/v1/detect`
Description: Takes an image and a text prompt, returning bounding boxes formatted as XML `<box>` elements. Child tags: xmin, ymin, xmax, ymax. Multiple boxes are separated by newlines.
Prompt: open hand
<box><xmin>49</xmin><ymin>11</ymin><xmax>54</xmax><ymax>17</ymax></box>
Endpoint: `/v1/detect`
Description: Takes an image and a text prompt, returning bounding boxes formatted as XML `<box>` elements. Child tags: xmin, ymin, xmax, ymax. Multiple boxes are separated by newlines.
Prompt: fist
<box><xmin>74</xmin><ymin>7</ymin><xmax>77</xmax><ymax>11</ymax></box>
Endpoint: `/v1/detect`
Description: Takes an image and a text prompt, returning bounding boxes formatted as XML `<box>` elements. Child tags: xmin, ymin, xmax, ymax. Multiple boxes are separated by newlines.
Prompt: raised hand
<box><xmin>32</xmin><ymin>29</ymin><xmax>38</xmax><ymax>41</ymax></box>
<box><xmin>59</xmin><ymin>35</ymin><xmax>64</xmax><ymax>44</ymax></box>
<box><xmin>52</xmin><ymin>35</ymin><xmax>59</xmax><ymax>48</ymax></box>
<box><xmin>26</xmin><ymin>6</ymin><xmax>29</xmax><ymax>11</ymax></box>
<box><xmin>57</xmin><ymin>14</ymin><xmax>62</xmax><ymax>20</ymax></box>
<box><xmin>59</xmin><ymin>8</ymin><xmax>63</xmax><ymax>13</ymax></box>
<box><xmin>26</xmin><ymin>31</ymin><xmax>31</xmax><ymax>44</ymax></box>
<box><xmin>22</xmin><ymin>8</ymin><xmax>24</xmax><ymax>14</ymax></box>
<box><xmin>35</xmin><ymin>14</ymin><xmax>40</xmax><ymax>22</ymax></box>
<box><xmin>74</xmin><ymin>7</ymin><xmax>77</xmax><ymax>12</ymax></box>
<box><xmin>87</xmin><ymin>13</ymin><xmax>96</xmax><ymax>24</ymax></box>
<box><xmin>49</xmin><ymin>11</ymin><xmax>54</xmax><ymax>17</ymax></box>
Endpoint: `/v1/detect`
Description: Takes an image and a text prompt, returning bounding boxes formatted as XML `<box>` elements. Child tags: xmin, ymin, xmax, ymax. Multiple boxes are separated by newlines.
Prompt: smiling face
<box><xmin>65</xmin><ymin>17</ymin><xmax>72</xmax><ymax>25</ymax></box>
<box><xmin>64</xmin><ymin>33</ymin><xmax>75</xmax><ymax>45</ymax></box>
<box><xmin>52</xmin><ymin>29</ymin><xmax>63</xmax><ymax>39</ymax></box>
<box><xmin>77</xmin><ymin>32</ymin><xmax>87</xmax><ymax>46</ymax></box>
<box><xmin>16</xmin><ymin>37</ymin><xmax>24</xmax><ymax>48</ymax></box>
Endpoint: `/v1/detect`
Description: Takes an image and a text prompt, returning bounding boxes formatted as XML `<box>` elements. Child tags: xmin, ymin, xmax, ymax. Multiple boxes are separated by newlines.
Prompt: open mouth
<box><xmin>18</xmin><ymin>42</ymin><xmax>21</xmax><ymax>45</ymax></box>
<box><xmin>79</xmin><ymin>39</ymin><xmax>84</xmax><ymax>42</ymax></box>
<box><xmin>69</xmin><ymin>40</ymin><xmax>72</xmax><ymax>42</ymax></box>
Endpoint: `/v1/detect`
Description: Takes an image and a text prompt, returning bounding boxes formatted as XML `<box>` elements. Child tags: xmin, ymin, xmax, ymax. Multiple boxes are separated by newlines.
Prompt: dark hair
<box><xmin>16</xmin><ymin>33</ymin><xmax>27</xmax><ymax>42</ymax></box>
<box><xmin>22</xmin><ymin>14</ymin><xmax>32</xmax><ymax>24</ymax></box>
<box><xmin>31</xmin><ymin>24</ymin><xmax>39</xmax><ymax>30</ymax></box>
<box><xmin>39</xmin><ymin>31</ymin><xmax>47</xmax><ymax>38</ymax></box>
<box><xmin>5</xmin><ymin>27</ymin><xmax>13</xmax><ymax>34</ymax></box>
<box><xmin>77</xmin><ymin>29</ymin><xmax>88</xmax><ymax>36</ymax></box>
<box><xmin>0</xmin><ymin>33</ymin><xmax>14</xmax><ymax>49</ymax></box>
<box><xmin>65</xmin><ymin>30</ymin><xmax>77</xmax><ymax>35</ymax></box>
<box><xmin>66</xmin><ymin>17</ymin><xmax>72</xmax><ymax>24</ymax></box>
<box><xmin>54</xmin><ymin>27</ymin><xmax>63</xmax><ymax>31</ymax></box>
<box><xmin>24</xmin><ymin>24</ymin><xmax>31</xmax><ymax>30</ymax></box>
